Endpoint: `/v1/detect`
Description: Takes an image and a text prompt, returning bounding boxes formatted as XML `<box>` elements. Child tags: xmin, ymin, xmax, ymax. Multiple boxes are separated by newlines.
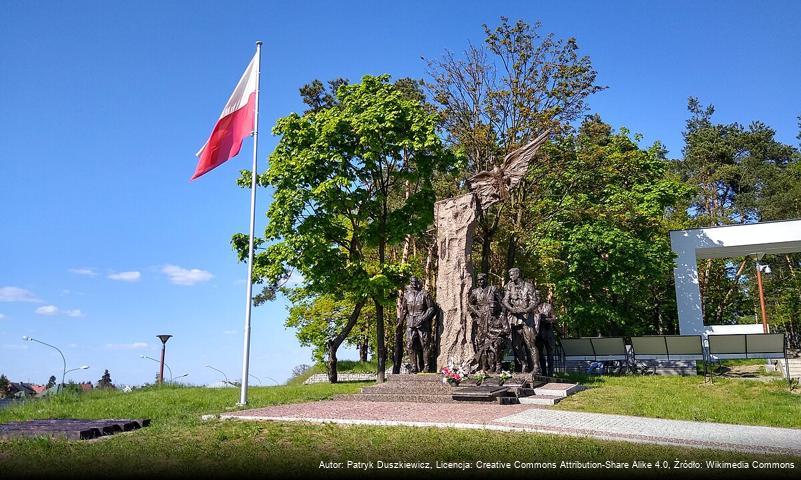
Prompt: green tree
<box><xmin>529</xmin><ymin>116</ymin><xmax>691</xmax><ymax>335</ymax></box>
<box><xmin>97</xmin><ymin>369</ymin><xmax>114</xmax><ymax>389</ymax></box>
<box><xmin>677</xmin><ymin>98</ymin><xmax>800</xmax><ymax>325</ymax></box>
<box><xmin>299</xmin><ymin>78</ymin><xmax>349</xmax><ymax>114</ymax></box>
<box><xmin>427</xmin><ymin>17</ymin><xmax>604</xmax><ymax>275</ymax></box>
<box><xmin>0</xmin><ymin>374</ymin><xmax>8</xmax><ymax>398</ymax></box>
<box><xmin>235</xmin><ymin>75</ymin><xmax>452</xmax><ymax>382</ymax></box>
<box><xmin>46</xmin><ymin>375</ymin><xmax>56</xmax><ymax>389</ymax></box>
<box><xmin>284</xmin><ymin>291</ymin><xmax>376</xmax><ymax>368</ymax></box>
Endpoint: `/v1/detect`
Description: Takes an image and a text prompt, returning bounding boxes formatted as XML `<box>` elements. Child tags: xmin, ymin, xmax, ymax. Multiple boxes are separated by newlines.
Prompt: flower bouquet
<box><xmin>498</xmin><ymin>370</ymin><xmax>513</xmax><ymax>386</ymax></box>
<box><xmin>470</xmin><ymin>371</ymin><xmax>489</xmax><ymax>386</ymax></box>
<box><xmin>440</xmin><ymin>367</ymin><xmax>462</xmax><ymax>386</ymax></box>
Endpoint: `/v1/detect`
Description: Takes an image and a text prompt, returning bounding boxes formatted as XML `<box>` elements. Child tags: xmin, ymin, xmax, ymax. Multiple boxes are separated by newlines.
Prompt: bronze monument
<box><xmin>399</xmin><ymin>276</ymin><xmax>437</xmax><ymax>373</ymax></box>
<box><xmin>468</xmin><ymin>273</ymin><xmax>508</xmax><ymax>373</ymax></box>
<box><xmin>536</xmin><ymin>293</ymin><xmax>558</xmax><ymax>377</ymax></box>
<box><xmin>435</xmin><ymin>131</ymin><xmax>550</xmax><ymax>370</ymax></box>
<box><xmin>502</xmin><ymin>267</ymin><xmax>541</xmax><ymax>374</ymax></box>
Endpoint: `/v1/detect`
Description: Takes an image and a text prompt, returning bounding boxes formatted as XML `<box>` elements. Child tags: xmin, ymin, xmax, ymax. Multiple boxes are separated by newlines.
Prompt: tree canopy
<box><xmin>236</xmin><ymin>18</ymin><xmax>801</xmax><ymax>372</ymax></box>
<box><xmin>235</xmin><ymin>74</ymin><xmax>453</xmax><ymax>380</ymax></box>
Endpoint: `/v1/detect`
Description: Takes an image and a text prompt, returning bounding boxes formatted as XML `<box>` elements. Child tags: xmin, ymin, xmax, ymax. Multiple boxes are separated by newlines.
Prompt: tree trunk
<box><xmin>359</xmin><ymin>326</ymin><xmax>369</xmax><ymax>363</ymax></box>
<box><xmin>393</xmin><ymin>233</ymin><xmax>413</xmax><ymax>374</ymax></box>
<box><xmin>425</xmin><ymin>239</ymin><xmax>437</xmax><ymax>291</ymax></box>
<box><xmin>506</xmin><ymin>235</ymin><xmax>517</xmax><ymax>272</ymax></box>
<box><xmin>480</xmin><ymin>231</ymin><xmax>492</xmax><ymax>274</ymax></box>
<box><xmin>375</xmin><ymin>299</ymin><xmax>386</xmax><ymax>382</ymax></box>
<box><xmin>478</xmin><ymin>207</ymin><xmax>502</xmax><ymax>275</ymax></box>
<box><xmin>392</xmin><ymin>299</ymin><xmax>404</xmax><ymax>373</ymax></box>
<box><xmin>505</xmin><ymin>196</ymin><xmax>522</xmax><ymax>272</ymax></box>
<box><xmin>326</xmin><ymin>299</ymin><xmax>366</xmax><ymax>383</ymax></box>
<box><xmin>376</xmin><ymin>204</ymin><xmax>388</xmax><ymax>383</ymax></box>
<box><xmin>713</xmin><ymin>259</ymin><xmax>747</xmax><ymax>325</ymax></box>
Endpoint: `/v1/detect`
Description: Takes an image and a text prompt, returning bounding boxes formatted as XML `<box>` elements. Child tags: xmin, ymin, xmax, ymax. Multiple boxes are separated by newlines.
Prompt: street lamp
<box><xmin>141</xmin><ymin>354</ymin><xmax>173</xmax><ymax>382</ymax></box>
<box><xmin>173</xmin><ymin>373</ymin><xmax>189</xmax><ymax>382</ymax></box>
<box><xmin>22</xmin><ymin>336</ymin><xmax>67</xmax><ymax>392</ymax></box>
<box><xmin>156</xmin><ymin>335</ymin><xmax>172</xmax><ymax>385</ymax></box>
<box><xmin>64</xmin><ymin>365</ymin><xmax>90</xmax><ymax>378</ymax></box>
<box><xmin>755</xmin><ymin>260</ymin><xmax>772</xmax><ymax>333</ymax></box>
<box><xmin>205</xmin><ymin>365</ymin><xmax>231</xmax><ymax>386</ymax></box>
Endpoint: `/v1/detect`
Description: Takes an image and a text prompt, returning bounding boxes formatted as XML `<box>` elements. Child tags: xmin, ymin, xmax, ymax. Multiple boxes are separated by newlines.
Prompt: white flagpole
<box><xmin>239</xmin><ymin>41</ymin><xmax>262</xmax><ymax>405</ymax></box>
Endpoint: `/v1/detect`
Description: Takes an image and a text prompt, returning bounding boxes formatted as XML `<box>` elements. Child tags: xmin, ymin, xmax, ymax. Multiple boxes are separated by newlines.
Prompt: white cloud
<box><xmin>108</xmin><ymin>271</ymin><xmax>141</xmax><ymax>282</ymax></box>
<box><xmin>161</xmin><ymin>264</ymin><xmax>213</xmax><ymax>286</ymax></box>
<box><xmin>105</xmin><ymin>342</ymin><xmax>148</xmax><ymax>350</ymax></box>
<box><xmin>69</xmin><ymin>267</ymin><xmax>98</xmax><ymax>277</ymax></box>
<box><xmin>33</xmin><ymin>305</ymin><xmax>84</xmax><ymax>318</ymax></box>
<box><xmin>35</xmin><ymin>305</ymin><xmax>59</xmax><ymax>316</ymax></box>
<box><xmin>0</xmin><ymin>286</ymin><xmax>41</xmax><ymax>303</ymax></box>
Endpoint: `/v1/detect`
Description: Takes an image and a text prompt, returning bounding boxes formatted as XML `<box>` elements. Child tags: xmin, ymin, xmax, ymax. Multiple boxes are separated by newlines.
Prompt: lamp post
<box><xmin>22</xmin><ymin>336</ymin><xmax>67</xmax><ymax>392</ymax></box>
<box><xmin>755</xmin><ymin>261</ymin><xmax>771</xmax><ymax>334</ymax></box>
<box><xmin>141</xmin><ymin>355</ymin><xmax>173</xmax><ymax>382</ymax></box>
<box><xmin>64</xmin><ymin>365</ymin><xmax>90</xmax><ymax>377</ymax></box>
<box><xmin>173</xmin><ymin>373</ymin><xmax>189</xmax><ymax>382</ymax></box>
<box><xmin>156</xmin><ymin>335</ymin><xmax>172</xmax><ymax>385</ymax></box>
<box><xmin>205</xmin><ymin>365</ymin><xmax>231</xmax><ymax>386</ymax></box>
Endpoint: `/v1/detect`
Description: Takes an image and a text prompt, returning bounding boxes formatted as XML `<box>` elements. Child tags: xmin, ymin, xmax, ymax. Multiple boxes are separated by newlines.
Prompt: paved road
<box><xmin>495</xmin><ymin>409</ymin><xmax>801</xmax><ymax>456</ymax></box>
<box><xmin>221</xmin><ymin>400</ymin><xmax>801</xmax><ymax>456</ymax></box>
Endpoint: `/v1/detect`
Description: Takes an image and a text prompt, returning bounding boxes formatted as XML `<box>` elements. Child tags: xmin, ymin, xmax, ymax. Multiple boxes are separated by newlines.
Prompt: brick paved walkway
<box><xmin>220</xmin><ymin>400</ymin><xmax>801</xmax><ymax>456</ymax></box>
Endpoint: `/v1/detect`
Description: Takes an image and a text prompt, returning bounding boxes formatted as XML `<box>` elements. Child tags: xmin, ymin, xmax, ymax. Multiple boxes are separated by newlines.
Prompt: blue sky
<box><xmin>1</xmin><ymin>1</ymin><xmax>800</xmax><ymax>387</ymax></box>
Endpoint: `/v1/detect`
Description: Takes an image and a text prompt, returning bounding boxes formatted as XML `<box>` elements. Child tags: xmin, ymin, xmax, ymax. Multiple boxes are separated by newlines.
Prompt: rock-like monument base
<box><xmin>434</xmin><ymin>193</ymin><xmax>477</xmax><ymax>371</ymax></box>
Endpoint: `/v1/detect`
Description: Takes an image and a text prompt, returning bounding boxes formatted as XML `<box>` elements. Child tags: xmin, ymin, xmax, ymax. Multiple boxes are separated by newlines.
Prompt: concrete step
<box><xmin>532</xmin><ymin>383</ymin><xmax>584</xmax><ymax>398</ymax></box>
<box><xmin>386</xmin><ymin>374</ymin><xmax>441</xmax><ymax>383</ymax></box>
<box><xmin>333</xmin><ymin>393</ymin><xmax>457</xmax><ymax>403</ymax></box>
<box><xmin>517</xmin><ymin>395</ymin><xmax>565</xmax><ymax>406</ymax></box>
<box><xmin>361</xmin><ymin>383</ymin><xmax>455</xmax><ymax>394</ymax></box>
<box><xmin>776</xmin><ymin>359</ymin><xmax>801</xmax><ymax>378</ymax></box>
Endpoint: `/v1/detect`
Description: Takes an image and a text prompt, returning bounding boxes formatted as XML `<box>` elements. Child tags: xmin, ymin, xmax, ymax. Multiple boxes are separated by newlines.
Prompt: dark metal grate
<box><xmin>0</xmin><ymin>418</ymin><xmax>150</xmax><ymax>440</ymax></box>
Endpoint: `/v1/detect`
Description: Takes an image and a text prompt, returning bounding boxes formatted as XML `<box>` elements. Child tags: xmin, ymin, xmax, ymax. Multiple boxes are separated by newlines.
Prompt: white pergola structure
<box><xmin>670</xmin><ymin>219</ymin><xmax>801</xmax><ymax>335</ymax></box>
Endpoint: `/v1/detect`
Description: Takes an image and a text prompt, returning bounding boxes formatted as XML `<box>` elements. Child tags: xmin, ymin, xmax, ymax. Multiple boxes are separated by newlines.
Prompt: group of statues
<box><xmin>398</xmin><ymin>269</ymin><xmax>557</xmax><ymax>376</ymax></box>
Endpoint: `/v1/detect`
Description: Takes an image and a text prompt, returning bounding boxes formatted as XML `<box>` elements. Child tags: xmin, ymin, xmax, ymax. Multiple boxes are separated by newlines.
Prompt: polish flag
<box><xmin>192</xmin><ymin>52</ymin><xmax>259</xmax><ymax>180</ymax></box>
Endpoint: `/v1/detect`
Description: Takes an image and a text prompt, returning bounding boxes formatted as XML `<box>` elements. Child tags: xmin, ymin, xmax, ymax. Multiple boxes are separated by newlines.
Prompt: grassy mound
<box><xmin>0</xmin><ymin>379</ymin><xmax>798</xmax><ymax>477</ymax></box>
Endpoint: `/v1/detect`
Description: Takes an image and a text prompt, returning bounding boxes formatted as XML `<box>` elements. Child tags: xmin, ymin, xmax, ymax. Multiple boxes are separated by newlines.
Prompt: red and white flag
<box><xmin>192</xmin><ymin>52</ymin><xmax>259</xmax><ymax>180</ymax></box>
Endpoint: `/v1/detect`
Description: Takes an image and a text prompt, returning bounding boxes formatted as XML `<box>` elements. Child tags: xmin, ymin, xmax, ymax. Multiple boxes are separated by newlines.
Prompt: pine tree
<box><xmin>97</xmin><ymin>369</ymin><xmax>114</xmax><ymax>389</ymax></box>
<box><xmin>46</xmin><ymin>375</ymin><xmax>56</xmax><ymax>389</ymax></box>
<box><xmin>0</xmin><ymin>374</ymin><xmax>9</xmax><ymax>398</ymax></box>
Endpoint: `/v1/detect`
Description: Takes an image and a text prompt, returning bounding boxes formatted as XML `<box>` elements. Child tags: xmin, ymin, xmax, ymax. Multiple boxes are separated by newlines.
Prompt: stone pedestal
<box><xmin>434</xmin><ymin>193</ymin><xmax>477</xmax><ymax>370</ymax></box>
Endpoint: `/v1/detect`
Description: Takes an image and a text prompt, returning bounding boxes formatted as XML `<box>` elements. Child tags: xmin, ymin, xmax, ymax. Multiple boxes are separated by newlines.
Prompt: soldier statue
<box><xmin>468</xmin><ymin>273</ymin><xmax>508</xmax><ymax>373</ymax></box>
<box><xmin>536</xmin><ymin>291</ymin><xmax>558</xmax><ymax>377</ymax></box>
<box><xmin>399</xmin><ymin>276</ymin><xmax>436</xmax><ymax>373</ymax></box>
<box><xmin>502</xmin><ymin>267</ymin><xmax>541</xmax><ymax>374</ymax></box>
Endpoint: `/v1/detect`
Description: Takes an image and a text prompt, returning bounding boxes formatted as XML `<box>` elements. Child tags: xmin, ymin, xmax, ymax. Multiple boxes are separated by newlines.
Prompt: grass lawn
<box><xmin>1</xmin><ymin>379</ymin><xmax>800</xmax><ymax>478</ymax></box>
<box><xmin>554</xmin><ymin>374</ymin><xmax>801</xmax><ymax>428</ymax></box>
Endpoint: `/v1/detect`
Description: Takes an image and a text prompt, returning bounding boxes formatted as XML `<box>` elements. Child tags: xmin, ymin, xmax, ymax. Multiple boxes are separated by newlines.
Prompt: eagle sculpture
<box><xmin>468</xmin><ymin>129</ymin><xmax>550</xmax><ymax>210</ymax></box>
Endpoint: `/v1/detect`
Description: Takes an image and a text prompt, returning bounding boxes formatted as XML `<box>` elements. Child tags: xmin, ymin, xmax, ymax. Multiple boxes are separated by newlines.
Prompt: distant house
<box><xmin>30</xmin><ymin>384</ymin><xmax>46</xmax><ymax>396</ymax></box>
<box><xmin>79</xmin><ymin>382</ymin><xmax>93</xmax><ymax>393</ymax></box>
<box><xmin>7</xmin><ymin>382</ymin><xmax>37</xmax><ymax>398</ymax></box>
